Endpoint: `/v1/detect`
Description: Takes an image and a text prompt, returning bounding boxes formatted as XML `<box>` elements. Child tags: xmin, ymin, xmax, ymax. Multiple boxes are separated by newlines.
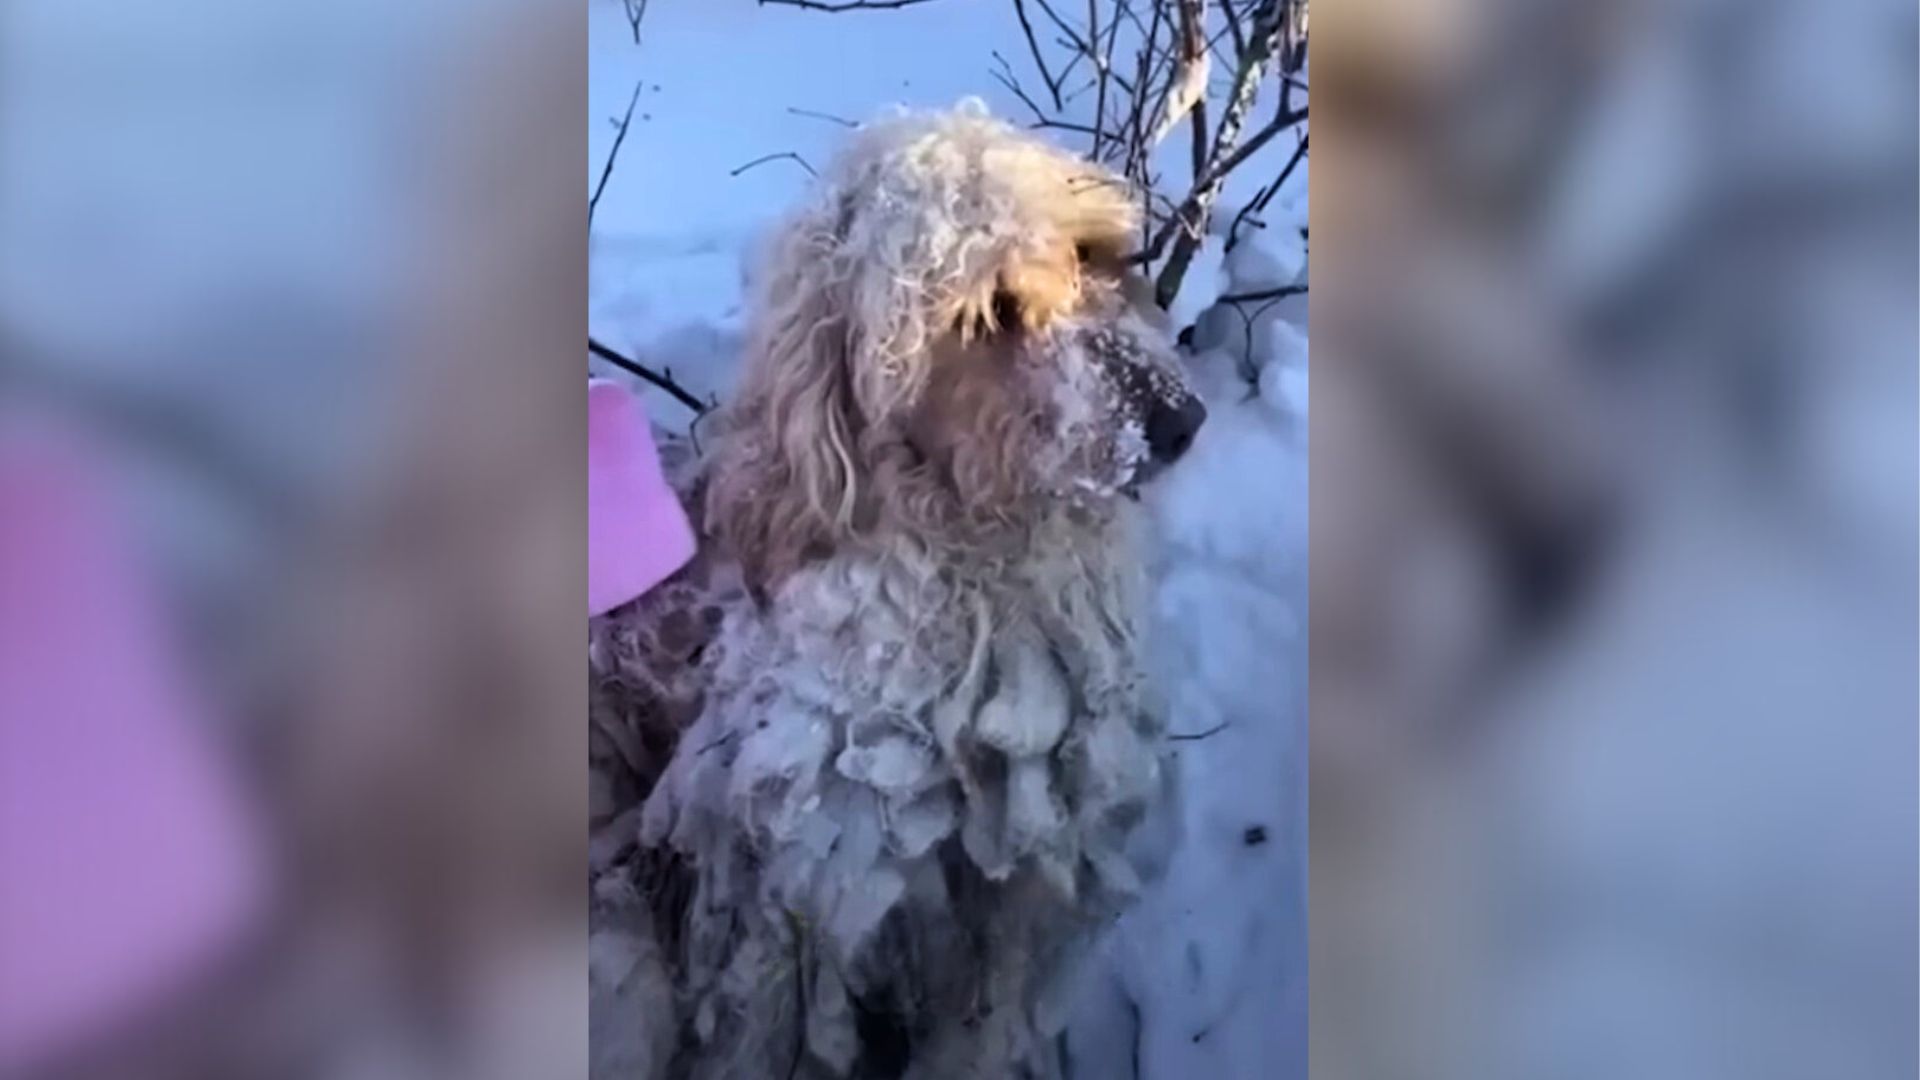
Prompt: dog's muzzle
<box><xmin>1145</xmin><ymin>393</ymin><xmax>1207</xmax><ymax>466</ymax></box>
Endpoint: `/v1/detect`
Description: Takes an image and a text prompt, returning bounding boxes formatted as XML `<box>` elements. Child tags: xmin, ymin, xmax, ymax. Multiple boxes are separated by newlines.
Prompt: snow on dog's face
<box><xmin>910</xmin><ymin>266</ymin><xmax>1205</xmax><ymax>508</ymax></box>
<box><xmin>708</xmin><ymin>103</ymin><xmax>1205</xmax><ymax>592</ymax></box>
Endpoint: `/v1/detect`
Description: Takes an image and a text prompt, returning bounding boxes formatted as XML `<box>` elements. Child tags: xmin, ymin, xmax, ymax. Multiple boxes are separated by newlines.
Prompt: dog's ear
<box><xmin>706</xmin><ymin>216</ymin><xmax>866</xmax><ymax>596</ymax></box>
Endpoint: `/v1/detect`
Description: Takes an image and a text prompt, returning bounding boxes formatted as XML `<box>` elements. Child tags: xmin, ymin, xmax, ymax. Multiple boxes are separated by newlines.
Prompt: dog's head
<box><xmin>709</xmin><ymin>102</ymin><xmax>1204</xmax><ymax>592</ymax></box>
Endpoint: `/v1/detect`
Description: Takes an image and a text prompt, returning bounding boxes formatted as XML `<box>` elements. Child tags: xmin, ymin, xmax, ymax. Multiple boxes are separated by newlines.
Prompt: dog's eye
<box><xmin>1074</xmin><ymin>243</ymin><xmax>1092</xmax><ymax>264</ymax></box>
<box><xmin>992</xmin><ymin>290</ymin><xmax>1023</xmax><ymax>332</ymax></box>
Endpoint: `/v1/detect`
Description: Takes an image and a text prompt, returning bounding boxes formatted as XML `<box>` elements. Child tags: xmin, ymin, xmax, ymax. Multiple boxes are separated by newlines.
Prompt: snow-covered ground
<box><xmin>590</xmin><ymin>3</ymin><xmax>1307</xmax><ymax>1075</ymax></box>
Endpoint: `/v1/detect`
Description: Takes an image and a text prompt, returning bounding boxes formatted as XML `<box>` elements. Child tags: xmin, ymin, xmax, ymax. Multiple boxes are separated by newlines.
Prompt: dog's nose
<box><xmin>1145</xmin><ymin>394</ymin><xmax>1207</xmax><ymax>465</ymax></box>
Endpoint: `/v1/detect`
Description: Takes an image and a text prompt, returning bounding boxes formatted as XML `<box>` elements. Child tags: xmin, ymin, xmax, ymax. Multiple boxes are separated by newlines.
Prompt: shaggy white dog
<box><xmin>590</xmin><ymin>102</ymin><xmax>1206</xmax><ymax>1080</ymax></box>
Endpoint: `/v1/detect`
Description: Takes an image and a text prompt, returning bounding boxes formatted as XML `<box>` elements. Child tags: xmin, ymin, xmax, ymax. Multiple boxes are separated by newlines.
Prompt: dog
<box><xmin>589</xmin><ymin>102</ymin><xmax>1206</xmax><ymax>1080</ymax></box>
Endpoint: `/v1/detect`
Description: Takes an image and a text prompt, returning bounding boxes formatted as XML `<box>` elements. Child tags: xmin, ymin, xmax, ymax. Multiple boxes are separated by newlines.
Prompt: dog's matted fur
<box><xmin>590</xmin><ymin>101</ymin><xmax>1206</xmax><ymax>1080</ymax></box>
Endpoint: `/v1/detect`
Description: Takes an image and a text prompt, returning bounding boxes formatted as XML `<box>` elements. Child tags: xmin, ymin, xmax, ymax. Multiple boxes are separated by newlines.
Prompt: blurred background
<box><xmin>1312</xmin><ymin>0</ymin><xmax>1916</xmax><ymax>1078</ymax></box>
<box><xmin>0</xmin><ymin>0</ymin><xmax>1911</xmax><ymax>1077</ymax></box>
<box><xmin>1</xmin><ymin>0</ymin><xmax>585</xmax><ymax>1076</ymax></box>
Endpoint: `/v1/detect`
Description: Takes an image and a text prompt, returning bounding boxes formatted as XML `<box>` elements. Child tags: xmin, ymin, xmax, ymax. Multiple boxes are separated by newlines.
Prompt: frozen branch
<box><xmin>999</xmin><ymin>0</ymin><xmax>1308</xmax><ymax>312</ymax></box>
<box><xmin>1153</xmin><ymin>0</ymin><xmax>1289</xmax><ymax>307</ymax></box>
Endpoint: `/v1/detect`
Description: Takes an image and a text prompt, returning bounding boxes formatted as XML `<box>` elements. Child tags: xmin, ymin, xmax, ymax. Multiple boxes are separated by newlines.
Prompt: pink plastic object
<box><xmin>589</xmin><ymin>379</ymin><xmax>697</xmax><ymax>617</ymax></box>
<box><xmin>0</xmin><ymin>429</ymin><xmax>265</xmax><ymax>1074</ymax></box>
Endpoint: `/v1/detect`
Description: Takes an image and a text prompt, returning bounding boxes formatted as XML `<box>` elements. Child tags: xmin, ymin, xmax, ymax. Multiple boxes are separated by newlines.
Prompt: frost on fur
<box><xmin>593</xmin><ymin>506</ymin><xmax>1171</xmax><ymax>1079</ymax></box>
<box><xmin>590</xmin><ymin>105</ymin><xmax>1197</xmax><ymax>1080</ymax></box>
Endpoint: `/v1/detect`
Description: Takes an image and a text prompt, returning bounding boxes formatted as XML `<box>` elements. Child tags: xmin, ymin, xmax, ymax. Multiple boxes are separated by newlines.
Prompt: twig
<box><xmin>1168</xmin><ymin>721</ymin><xmax>1231</xmax><ymax>741</ymax></box>
<box><xmin>1012</xmin><ymin>0</ymin><xmax>1065</xmax><ymax>111</ymax></box>
<box><xmin>1226</xmin><ymin>131</ymin><xmax>1307</xmax><ymax>251</ymax></box>
<box><xmin>1252</xmin><ymin>131</ymin><xmax>1307</xmax><ymax>214</ymax></box>
<box><xmin>1033</xmin><ymin>0</ymin><xmax>1090</xmax><ymax>50</ymax></box>
<box><xmin>1217</xmin><ymin>0</ymin><xmax>1247</xmax><ymax>56</ymax></box>
<box><xmin>1153</xmin><ymin>0</ymin><xmax>1285</xmax><ymax>306</ymax></box>
<box><xmin>589</xmin><ymin>337</ymin><xmax>710</xmax><ymax>414</ymax></box>
<box><xmin>760</xmin><ymin>0</ymin><xmax>940</xmax><ymax>8</ymax></box>
<box><xmin>991</xmin><ymin>53</ymin><xmax>1055</xmax><ymax>127</ymax></box>
<box><xmin>1086</xmin><ymin>0</ymin><xmax>1106</xmax><ymax>160</ymax></box>
<box><xmin>1059</xmin><ymin>74</ymin><xmax>1100</xmax><ymax>105</ymax></box>
<box><xmin>589</xmin><ymin>80</ymin><xmax>644</xmax><ymax>226</ymax></box>
<box><xmin>1218</xmin><ymin>283</ymin><xmax>1306</xmax><ymax>304</ymax></box>
<box><xmin>1030</xmin><ymin>118</ymin><xmax>1105</xmax><ymax>136</ymax></box>
<box><xmin>1056</xmin><ymin>43</ymin><xmax>1088</xmax><ymax>86</ymax></box>
<box><xmin>1099</xmin><ymin>0</ymin><xmax>1126</xmax><ymax>104</ymax></box>
<box><xmin>622</xmin><ymin>0</ymin><xmax>648</xmax><ymax>43</ymax></box>
<box><xmin>729</xmin><ymin>151</ymin><xmax>819</xmax><ymax>178</ymax></box>
<box><xmin>1141</xmin><ymin>87</ymin><xmax>1303</xmax><ymax>275</ymax></box>
<box><xmin>786</xmin><ymin>106</ymin><xmax>859</xmax><ymax>128</ymax></box>
<box><xmin>1227</xmin><ymin>291</ymin><xmax>1296</xmax><ymax>383</ymax></box>
<box><xmin>1206</xmin><ymin>104</ymin><xmax>1307</xmax><ymax>190</ymax></box>
<box><xmin>1122</xmin><ymin>0</ymin><xmax>1166</xmax><ymax>181</ymax></box>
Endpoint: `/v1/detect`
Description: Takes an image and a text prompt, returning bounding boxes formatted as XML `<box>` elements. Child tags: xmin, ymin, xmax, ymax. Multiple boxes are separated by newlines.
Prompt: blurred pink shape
<box><xmin>0</xmin><ymin>429</ymin><xmax>265</xmax><ymax>1073</ymax></box>
<box><xmin>589</xmin><ymin>380</ymin><xmax>696</xmax><ymax>617</ymax></box>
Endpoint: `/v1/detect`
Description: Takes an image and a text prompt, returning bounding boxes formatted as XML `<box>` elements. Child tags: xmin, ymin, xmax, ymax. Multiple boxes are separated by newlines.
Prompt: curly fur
<box><xmin>590</xmin><ymin>102</ymin><xmax>1203</xmax><ymax>1080</ymax></box>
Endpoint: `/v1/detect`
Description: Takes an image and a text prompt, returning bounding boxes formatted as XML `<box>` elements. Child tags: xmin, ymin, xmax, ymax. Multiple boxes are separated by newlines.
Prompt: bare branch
<box><xmin>786</xmin><ymin>106</ymin><xmax>859</xmax><ymax>128</ymax></box>
<box><xmin>759</xmin><ymin>0</ymin><xmax>940</xmax><ymax>8</ymax></box>
<box><xmin>1140</xmin><ymin>98</ymin><xmax>1306</xmax><ymax>264</ymax></box>
<box><xmin>1179</xmin><ymin>0</ymin><xmax>1209</xmax><ymax>180</ymax></box>
<box><xmin>622</xmin><ymin>0</ymin><xmax>649</xmax><ymax>43</ymax></box>
<box><xmin>1056</xmin><ymin>43</ymin><xmax>1088</xmax><ymax>85</ymax></box>
<box><xmin>1060</xmin><ymin>74</ymin><xmax>1100</xmax><ymax>104</ymax></box>
<box><xmin>1033</xmin><ymin>0</ymin><xmax>1090</xmax><ymax>51</ymax></box>
<box><xmin>1002</xmin><ymin>0</ymin><xmax>1309</xmax><ymax>309</ymax></box>
<box><xmin>1227</xmin><ymin>131</ymin><xmax>1306</xmax><ymax>251</ymax></box>
<box><xmin>589</xmin><ymin>80</ymin><xmax>644</xmax><ymax>227</ymax></box>
<box><xmin>729</xmin><ymin>151</ymin><xmax>819</xmax><ymax>178</ymax></box>
<box><xmin>1207</xmin><ymin>104</ymin><xmax>1307</xmax><ymax>188</ymax></box>
<box><xmin>1188</xmin><ymin>93</ymin><xmax>1213</xmax><ymax>187</ymax></box>
<box><xmin>1224</xmin><ymin>291</ymin><xmax>1295</xmax><ymax>383</ymax></box>
<box><xmin>1031</xmin><ymin>118</ymin><xmax>1106</xmax><ymax>136</ymax></box>
<box><xmin>990</xmin><ymin>53</ymin><xmax>1055</xmax><ymax>127</ymax></box>
<box><xmin>1121</xmin><ymin>0</ymin><xmax>1167</xmax><ymax>179</ymax></box>
<box><xmin>1086</xmin><ymin>0</ymin><xmax>1105</xmax><ymax>160</ymax></box>
<box><xmin>1169</xmin><ymin>721</ymin><xmax>1231</xmax><ymax>741</ymax></box>
<box><xmin>589</xmin><ymin>338</ymin><xmax>709</xmax><ymax>414</ymax></box>
<box><xmin>1012</xmin><ymin>0</ymin><xmax>1066</xmax><ymax>111</ymax></box>
<box><xmin>1153</xmin><ymin>0</ymin><xmax>1295</xmax><ymax>307</ymax></box>
<box><xmin>1219</xmin><ymin>283</ymin><xmax>1306</xmax><ymax>304</ymax></box>
<box><xmin>1138</xmin><ymin>18</ymin><xmax>1187</xmax><ymax>163</ymax></box>
<box><xmin>1217</xmin><ymin>0</ymin><xmax>1246</xmax><ymax>56</ymax></box>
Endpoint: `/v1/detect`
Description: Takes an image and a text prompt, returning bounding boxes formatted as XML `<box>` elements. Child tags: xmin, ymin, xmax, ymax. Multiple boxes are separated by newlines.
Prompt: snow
<box><xmin>1065</xmin><ymin>242</ymin><xmax>1308</xmax><ymax>1077</ymax></box>
<box><xmin>591</xmin><ymin>3</ymin><xmax>1306</xmax><ymax>1076</ymax></box>
<box><xmin>1223</xmin><ymin>209</ymin><xmax>1308</xmax><ymax>293</ymax></box>
<box><xmin>1163</xmin><ymin>234</ymin><xmax>1229</xmax><ymax>333</ymax></box>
